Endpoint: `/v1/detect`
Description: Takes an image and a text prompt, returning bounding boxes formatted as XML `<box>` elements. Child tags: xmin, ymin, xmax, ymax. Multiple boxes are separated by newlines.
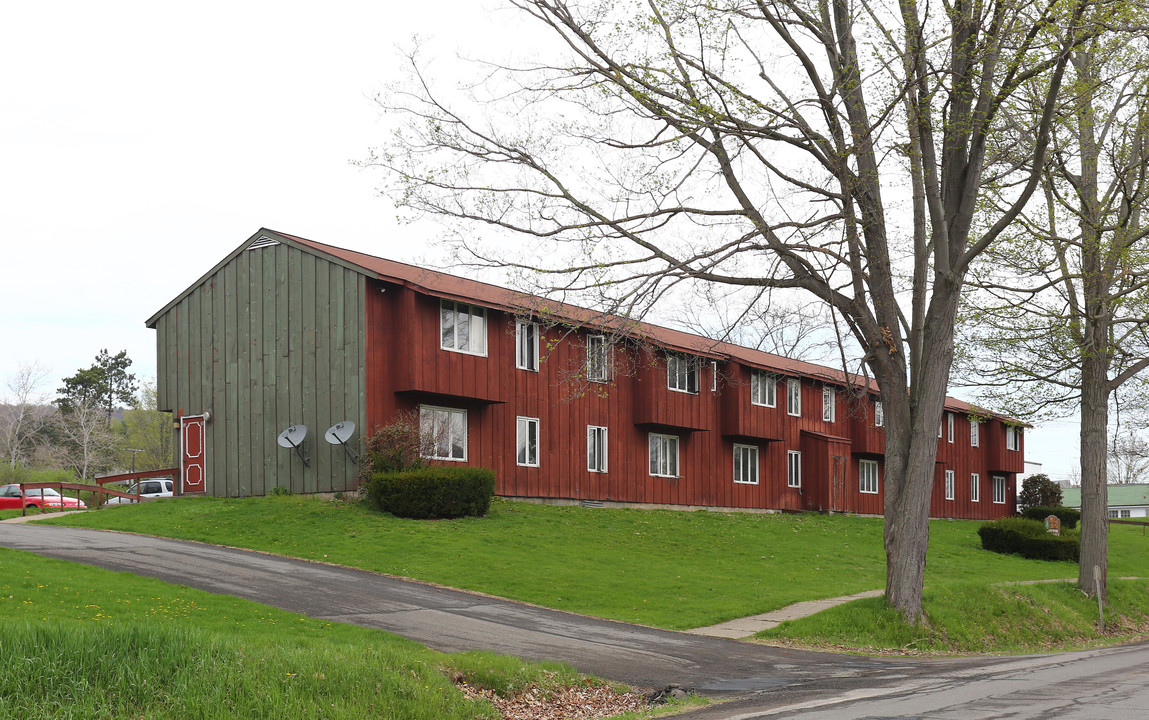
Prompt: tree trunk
<box><xmin>1078</xmin><ymin>353</ymin><xmax>1109</xmax><ymax>598</ymax></box>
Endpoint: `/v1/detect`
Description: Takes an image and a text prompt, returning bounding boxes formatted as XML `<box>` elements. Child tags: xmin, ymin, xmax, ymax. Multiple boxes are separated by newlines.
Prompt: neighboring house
<box><xmin>1061</xmin><ymin>485</ymin><xmax>1149</xmax><ymax>518</ymax></box>
<box><xmin>146</xmin><ymin>229</ymin><xmax>1024</xmax><ymax>518</ymax></box>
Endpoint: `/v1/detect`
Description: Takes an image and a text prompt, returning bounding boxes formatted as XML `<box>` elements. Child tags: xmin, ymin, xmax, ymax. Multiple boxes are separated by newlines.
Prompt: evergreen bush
<box><xmin>365</xmin><ymin>466</ymin><xmax>495</xmax><ymax>519</ymax></box>
<box><xmin>977</xmin><ymin>517</ymin><xmax>1079</xmax><ymax>561</ymax></box>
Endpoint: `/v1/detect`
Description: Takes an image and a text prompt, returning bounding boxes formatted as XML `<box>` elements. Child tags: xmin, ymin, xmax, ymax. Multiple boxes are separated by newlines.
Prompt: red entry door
<box><xmin>181</xmin><ymin>415</ymin><xmax>206</xmax><ymax>493</ymax></box>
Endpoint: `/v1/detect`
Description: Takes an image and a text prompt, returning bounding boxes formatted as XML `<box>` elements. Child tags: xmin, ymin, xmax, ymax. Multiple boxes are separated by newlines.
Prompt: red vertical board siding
<box><xmin>359</xmin><ymin>286</ymin><xmax>1017</xmax><ymax>519</ymax></box>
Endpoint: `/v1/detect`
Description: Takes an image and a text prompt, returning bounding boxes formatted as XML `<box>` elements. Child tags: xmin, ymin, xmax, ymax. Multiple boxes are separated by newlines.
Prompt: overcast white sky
<box><xmin>0</xmin><ymin>0</ymin><xmax>1079</xmax><ymax>482</ymax></box>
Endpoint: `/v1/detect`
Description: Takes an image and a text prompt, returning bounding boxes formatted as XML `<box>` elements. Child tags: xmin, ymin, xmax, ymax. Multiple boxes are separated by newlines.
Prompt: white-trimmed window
<box><xmin>751</xmin><ymin>370</ymin><xmax>776</xmax><ymax>407</ymax></box>
<box><xmin>586</xmin><ymin>335</ymin><xmax>609</xmax><ymax>382</ymax></box>
<box><xmin>711</xmin><ymin>361</ymin><xmax>718</xmax><ymax>392</ymax></box>
<box><xmin>516</xmin><ymin>416</ymin><xmax>539</xmax><ymax>467</ymax></box>
<box><xmin>944</xmin><ymin>469</ymin><xmax>955</xmax><ymax>500</ymax></box>
<box><xmin>420</xmin><ymin>405</ymin><xmax>467</xmax><ymax>461</ymax></box>
<box><xmin>649</xmin><ymin>433</ymin><xmax>680</xmax><ymax>477</ymax></box>
<box><xmin>822</xmin><ymin>386</ymin><xmax>836</xmax><ymax>422</ymax></box>
<box><xmin>587</xmin><ymin>425</ymin><xmax>608</xmax><ymax>473</ymax></box>
<box><xmin>787</xmin><ymin>450</ymin><xmax>802</xmax><ymax>488</ymax></box>
<box><xmin>515</xmin><ymin>320</ymin><xmax>539</xmax><ymax>371</ymax></box>
<box><xmin>859</xmin><ymin>459</ymin><xmax>879</xmax><ymax>494</ymax></box>
<box><xmin>971</xmin><ymin>472</ymin><xmax>980</xmax><ymax>502</ymax></box>
<box><xmin>1005</xmin><ymin>426</ymin><xmax>1021</xmax><ymax>451</ymax></box>
<box><xmin>1109</xmin><ymin>508</ymin><xmax>1131</xmax><ymax>518</ymax></box>
<box><xmin>970</xmin><ymin>419</ymin><xmax>980</xmax><ymax>447</ymax></box>
<box><xmin>733</xmin><ymin>444</ymin><xmax>759</xmax><ymax>485</ymax></box>
<box><xmin>993</xmin><ymin>475</ymin><xmax>1006</xmax><ymax>504</ymax></box>
<box><xmin>440</xmin><ymin>300</ymin><xmax>487</xmax><ymax>355</ymax></box>
<box><xmin>667</xmin><ymin>353</ymin><xmax>699</xmax><ymax>394</ymax></box>
<box><xmin>787</xmin><ymin>378</ymin><xmax>801</xmax><ymax>417</ymax></box>
<box><xmin>874</xmin><ymin>400</ymin><xmax>884</xmax><ymax>427</ymax></box>
<box><xmin>947</xmin><ymin>413</ymin><xmax>954</xmax><ymax>443</ymax></box>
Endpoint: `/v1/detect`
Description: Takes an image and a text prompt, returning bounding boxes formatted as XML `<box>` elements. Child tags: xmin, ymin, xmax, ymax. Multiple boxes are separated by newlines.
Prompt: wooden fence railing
<box><xmin>18</xmin><ymin>468</ymin><xmax>179</xmax><ymax>516</ymax></box>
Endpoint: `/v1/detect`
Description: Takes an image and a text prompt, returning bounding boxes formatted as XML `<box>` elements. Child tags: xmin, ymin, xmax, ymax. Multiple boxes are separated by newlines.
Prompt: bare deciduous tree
<box><xmin>0</xmin><ymin>362</ymin><xmax>54</xmax><ymax>469</ymax></box>
<box><xmin>374</xmin><ymin>0</ymin><xmax>1106</xmax><ymax>620</ymax></box>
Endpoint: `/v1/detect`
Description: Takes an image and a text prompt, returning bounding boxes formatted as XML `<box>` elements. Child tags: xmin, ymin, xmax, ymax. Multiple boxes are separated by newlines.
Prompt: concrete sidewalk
<box><xmin>684</xmin><ymin>589</ymin><xmax>884</xmax><ymax>639</ymax></box>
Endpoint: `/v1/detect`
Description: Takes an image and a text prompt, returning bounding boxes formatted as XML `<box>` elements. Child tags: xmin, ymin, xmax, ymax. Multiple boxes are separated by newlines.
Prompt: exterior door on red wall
<box><xmin>181</xmin><ymin>415</ymin><xmax>206</xmax><ymax>494</ymax></box>
<box><xmin>830</xmin><ymin>455</ymin><xmax>847</xmax><ymax>512</ymax></box>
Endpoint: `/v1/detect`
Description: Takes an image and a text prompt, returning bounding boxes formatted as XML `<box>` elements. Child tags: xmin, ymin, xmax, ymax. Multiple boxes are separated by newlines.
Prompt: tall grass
<box><xmin>0</xmin><ymin>549</ymin><xmax>614</xmax><ymax>720</ymax></box>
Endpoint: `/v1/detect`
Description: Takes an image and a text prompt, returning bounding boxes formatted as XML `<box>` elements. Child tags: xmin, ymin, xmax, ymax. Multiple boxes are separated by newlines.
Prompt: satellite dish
<box><xmin>277</xmin><ymin>425</ymin><xmax>310</xmax><ymax>466</ymax></box>
<box><xmin>325</xmin><ymin>421</ymin><xmax>359</xmax><ymax>464</ymax></box>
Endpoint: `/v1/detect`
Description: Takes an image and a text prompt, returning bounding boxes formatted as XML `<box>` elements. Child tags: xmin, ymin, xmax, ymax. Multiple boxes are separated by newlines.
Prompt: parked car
<box><xmin>105</xmin><ymin>478</ymin><xmax>175</xmax><ymax>505</ymax></box>
<box><xmin>0</xmin><ymin>484</ymin><xmax>87</xmax><ymax>510</ymax></box>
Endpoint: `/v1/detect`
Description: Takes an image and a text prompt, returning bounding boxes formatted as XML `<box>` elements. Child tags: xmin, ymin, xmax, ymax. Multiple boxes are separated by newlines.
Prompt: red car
<box><xmin>0</xmin><ymin>484</ymin><xmax>87</xmax><ymax>510</ymax></box>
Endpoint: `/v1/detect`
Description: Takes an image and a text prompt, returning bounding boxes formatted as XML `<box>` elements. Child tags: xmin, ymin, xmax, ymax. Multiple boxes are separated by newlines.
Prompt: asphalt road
<box><xmin>2</xmin><ymin>523</ymin><xmax>1145</xmax><ymax>718</ymax></box>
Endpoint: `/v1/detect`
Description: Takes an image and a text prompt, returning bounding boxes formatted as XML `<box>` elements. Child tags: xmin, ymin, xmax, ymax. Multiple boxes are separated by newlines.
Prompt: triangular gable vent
<box><xmin>248</xmin><ymin>235</ymin><xmax>280</xmax><ymax>250</ymax></box>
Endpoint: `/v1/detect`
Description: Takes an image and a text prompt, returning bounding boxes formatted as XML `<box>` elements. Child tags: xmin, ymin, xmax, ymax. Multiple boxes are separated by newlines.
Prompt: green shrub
<box><xmin>978</xmin><ymin>517</ymin><xmax>1079</xmax><ymax>561</ymax></box>
<box><xmin>1022</xmin><ymin>506</ymin><xmax>1080</xmax><ymax>529</ymax></box>
<box><xmin>365</xmin><ymin>466</ymin><xmax>495</xmax><ymax>519</ymax></box>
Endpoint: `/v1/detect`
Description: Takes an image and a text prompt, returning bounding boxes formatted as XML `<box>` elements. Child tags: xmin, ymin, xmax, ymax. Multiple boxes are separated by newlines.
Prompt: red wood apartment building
<box><xmin>148</xmin><ymin>229</ymin><xmax>1023</xmax><ymax>518</ymax></box>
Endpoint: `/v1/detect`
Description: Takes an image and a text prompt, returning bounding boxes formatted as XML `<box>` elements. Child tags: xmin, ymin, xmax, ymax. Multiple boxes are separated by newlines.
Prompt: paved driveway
<box><xmin>2</xmin><ymin>523</ymin><xmax>1120</xmax><ymax>716</ymax></box>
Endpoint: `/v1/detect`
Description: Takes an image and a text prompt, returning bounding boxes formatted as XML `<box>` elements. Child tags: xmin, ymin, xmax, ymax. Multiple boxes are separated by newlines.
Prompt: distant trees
<box><xmin>1018</xmin><ymin>474</ymin><xmax>1065</xmax><ymax>511</ymax></box>
<box><xmin>118</xmin><ymin>380</ymin><xmax>174</xmax><ymax>471</ymax></box>
<box><xmin>56</xmin><ymin>349</ymin><xmax>137</xmax><ymax>423</ymax></box>
<box><xmin>0</xmin><ymin>362</ymin><xmax>53</xmax><ymax>469</ymax></box>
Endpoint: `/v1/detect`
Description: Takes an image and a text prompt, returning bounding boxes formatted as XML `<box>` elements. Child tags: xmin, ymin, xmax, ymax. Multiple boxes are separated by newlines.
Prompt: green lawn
<box><xmin>35</xmin><ymin>497</ymin><xmax>1149</xmax><ymax>633</ymax></box>
<box><xmin>0</xmin><ymin>548</ymin><xmax>651</xmax><ymax>720</ymax></box>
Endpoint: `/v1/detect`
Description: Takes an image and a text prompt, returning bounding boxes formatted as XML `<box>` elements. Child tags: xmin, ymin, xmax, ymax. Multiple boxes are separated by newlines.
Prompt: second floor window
<box><xmin>586</xmin><ymin>335</ymin><xmax>609</xmax><ymax>382</ymax></box>
<box><xmin>440</xmin><ymin>301</ymin><xmax>487</xmax><ymax>355</ymax></box>
<box><xmin>787</xmin><ymin>378</ymin><xmax>801</xmax><ymax>416</ymax></box>
<box><xmin>947</xmin><ymin>413</ymin><xmax>954</xmax><ymax>443</ymax></box>
<box><xmin>667</xmin><ymin>353</ymin><xmax>699</xmax><ymax>393</ymax></box>
<box><xmin>515</xmin><ymin>320</ymin><xmax>539</xmax><ymax>371</ymax></box>
<box><xmin>822</xmin><ymin>386</ymin><xmax>836</xmax><ymax>422</ymax></box>
<box><xmin>875</xmin><ymin>400</ymin><xmax>884</xmax><ymax>427</ymax></box>
<box><xmin>971</xmin><ymin>419</ymin><xmax>980</xmax><ymax>447</ymax></box>
<box><xmin>1006</xmin><ymin>425</ymin><xmax>1021</xmax><ymax>451</ymax></box>
<box><xmin>751</xmin><ymin>370</ymin><xmax>776</xmax><ymax>407</ymax></box>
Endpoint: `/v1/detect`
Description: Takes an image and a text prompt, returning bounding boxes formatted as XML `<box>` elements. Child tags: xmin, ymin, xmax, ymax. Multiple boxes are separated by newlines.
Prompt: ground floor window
<box><xmin>516</xmin><ymin>416</ymin><xmax>539</xmax><ymax>467</ymax></box>
<box><xmin>649</xmin><ymin>433</ymin><xmax>679</xmax><ymax>478</ymax></box>
<box><xmin>944</xmin><ymin>469</ymin><xmax>955</xmax><ymax>500</ymax></box>
<box><xmin>787</xmin><ymin>450</ymin><xmax>802</xmax><ymax>488</ymax></box>
<box><xmin>971</xmin><ymin>473</ymin><xmax>980</xmax><ymax>502</ymax></box>
<box><xmin>420</xmin><ymin>405</ymin><xmax>467</xmax><ymax>461</ymax></box>
<box><xmin>993</xmin><ymin>475</ymin><xmax>1006</xmax><ymax>504</ymax></box>
<box><xmin>587</xmin><ymin>425</ymin><xmax>608</xmax><ymax>472</ymax></box>
<box><xmin>1108</xmin><ymin>509</ymin><xmax>1131</xmax><ymax>519</ymax></box>
<box><xmin>733</xmin><ymin>444</ymin><xmax>759</xmax><ymax>484</ymax></box>
<box><xmin>859</xmin><ymin>459</ymin><xmax>878</xmax><ymax>494</ymax></box>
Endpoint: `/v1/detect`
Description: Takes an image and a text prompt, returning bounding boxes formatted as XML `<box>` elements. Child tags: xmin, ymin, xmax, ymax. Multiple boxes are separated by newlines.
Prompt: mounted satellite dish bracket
<box><xmin>277</xmin><ymin>425</ymin><xmax>310</xmax><ymax>467</ymax></box>
<box><xmin>325</xmin><ymin>421</ymin><xmax>359</xmax><ymax>464</ymax></box>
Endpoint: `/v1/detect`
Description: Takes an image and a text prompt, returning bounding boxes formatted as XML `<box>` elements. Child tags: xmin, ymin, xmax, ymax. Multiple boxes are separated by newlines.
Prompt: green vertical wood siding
<box><xmin>152</xmin><ymin>237</ymin><xmax>368</xmax><ymax>496</ymax></box>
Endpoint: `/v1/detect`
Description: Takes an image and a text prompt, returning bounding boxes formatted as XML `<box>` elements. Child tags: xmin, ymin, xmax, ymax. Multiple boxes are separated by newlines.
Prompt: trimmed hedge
<box><xmin>977</xmin><ymin>517</ymin><xmax>1079</xmax><ymax>562</ymax></box>
<box><xmin>1021</xmin><ymin>506</ymin><xmax>1080</xmax><ymax>529</ymax></box>
<box><xmin>365</xmin><ymin>466</ymin><xmax>496</xmax><ymax>519</ymax></box>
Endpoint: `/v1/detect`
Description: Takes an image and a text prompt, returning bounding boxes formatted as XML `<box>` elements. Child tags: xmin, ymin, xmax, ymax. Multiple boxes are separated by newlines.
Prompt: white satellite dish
<box><xmin>324</xmin><ymin>421</ymin><xmax>359</xmax><ymax>464</ymax></box>
<box><xmin>277</xmin><ymin>425</ymin><xmax>310</xmax><ymax>466</ymax></box>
